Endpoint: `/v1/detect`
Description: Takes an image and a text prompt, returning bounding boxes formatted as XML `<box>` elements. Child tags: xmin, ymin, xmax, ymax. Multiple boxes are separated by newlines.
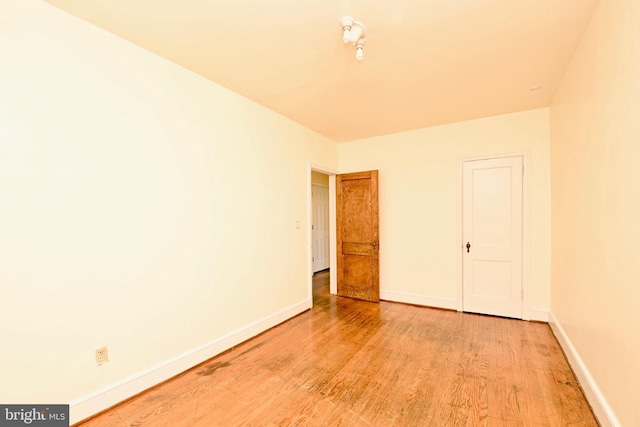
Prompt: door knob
<box><xmin>466</xmin><ymin>242</ymin><xmax>471</xmax><ymax>253</ymax></box>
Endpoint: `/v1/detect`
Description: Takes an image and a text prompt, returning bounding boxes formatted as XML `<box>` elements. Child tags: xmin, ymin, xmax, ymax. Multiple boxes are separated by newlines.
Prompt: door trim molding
<box><xmin>307</xmin><ymin>163</ymin><xmax>338</xmax><ymax>307</ymax></box>
<box><xmin>456</xmin><ymin>151</ymin><xmax>531</xmax><ymax>320</ymax></box>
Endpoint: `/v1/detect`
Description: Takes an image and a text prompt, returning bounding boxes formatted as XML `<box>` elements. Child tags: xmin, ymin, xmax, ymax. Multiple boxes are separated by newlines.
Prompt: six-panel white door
<box><xmin>463</xmin><ymin>156</ymin><xmax>523</xmax><ymax>319</ymax></box>
<box><xmin>312</xmin><ymin>185</ymin><xmax>330</xmax><ymax>272</ymax></box>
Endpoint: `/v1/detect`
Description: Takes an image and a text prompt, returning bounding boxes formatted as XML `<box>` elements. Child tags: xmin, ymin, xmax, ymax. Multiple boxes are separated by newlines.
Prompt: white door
<box><xmin>312</xmin><ymin>185</ymin><xmax>330</xmax><ymax>272</ymax></box>
<box><xmin>463</xmin><ymin>156</ymin><xmax>523</xmax><ymax>319</ymax></box>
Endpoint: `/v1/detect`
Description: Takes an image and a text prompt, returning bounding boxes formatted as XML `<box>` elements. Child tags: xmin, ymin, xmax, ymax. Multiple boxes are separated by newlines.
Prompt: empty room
<box><xmin>1</xmin><ymin>0</ymin><xmax>638</xmax><ymax>426</ymax></box>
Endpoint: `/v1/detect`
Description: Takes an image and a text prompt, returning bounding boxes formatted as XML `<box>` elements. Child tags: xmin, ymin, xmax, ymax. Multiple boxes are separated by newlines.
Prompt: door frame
<box><xmin>456</xmin><ymin>151</ymin><xmax>531</xmax><ymax>320</ymax></box>
<box><xmin>307</xmin><ymin>163</ymin><xmax>338</xmax><ymax>308</ymax></box>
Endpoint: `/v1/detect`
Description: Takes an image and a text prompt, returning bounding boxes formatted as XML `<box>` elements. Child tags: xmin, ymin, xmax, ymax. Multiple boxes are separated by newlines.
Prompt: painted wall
<box><xmin>0</xmin><ymin>0</ymin><xmax>337</xmax><ymax>415</ymax></box>
<box><xmin>311</xmin><ymin>170</ymin><xmax>329</xmax><ymax>186</ymax></box>
<box><xmin>550</xmin><ymin>0</ymin><xmax>640</xmax><ymax>424</ymax></box>
<box><xmin>339</xmin><ymin>108</ymin><xmax>551</xmax><ymax>314</ymax></box>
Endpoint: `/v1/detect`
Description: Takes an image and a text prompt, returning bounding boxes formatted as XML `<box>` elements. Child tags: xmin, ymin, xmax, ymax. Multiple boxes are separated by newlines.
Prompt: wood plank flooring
<box><xmin>78</xmin><ymin>271</ymin><xmax>598</xmax><ymax>426</ymax></box>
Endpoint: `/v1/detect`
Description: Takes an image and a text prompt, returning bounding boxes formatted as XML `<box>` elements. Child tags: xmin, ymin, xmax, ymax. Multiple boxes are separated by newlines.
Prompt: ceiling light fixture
<box><xmin>341</xmin><ymin>16</ymin><xmax>367</xmax><ymax>61</ymax></box>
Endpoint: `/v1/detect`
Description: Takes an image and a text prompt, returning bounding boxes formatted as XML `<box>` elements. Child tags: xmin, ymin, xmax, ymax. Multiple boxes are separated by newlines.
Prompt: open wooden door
<box><xmin>336</xmin><ymin>170</ymin><xmax>379</xmax><ymax>302</ymax></box>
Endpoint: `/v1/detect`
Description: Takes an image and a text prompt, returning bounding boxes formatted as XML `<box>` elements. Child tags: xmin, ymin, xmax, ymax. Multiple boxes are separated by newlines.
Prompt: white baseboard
<box><xmin>548</xmin><ymin>312</ymin><xmax>620</xmax><ymax>427</ymax></box>
<box><xmin>380</xmin><ymin>290</ymin><xmax>458</xmax><ymax>311</ymax></box>
<box><xmin>69</xmin><ymin>300</ymin><xmax>310</xmax><ymax>425</ymax></box>
<box><xmin>380</xmin><ymin>291</ymin><xmax>546</xmax><ymax>322</ymax></box>
<box><xmin>529</xmin><ymin>308</ymin><xmax>549</xmax><ymax>322</ymax></box>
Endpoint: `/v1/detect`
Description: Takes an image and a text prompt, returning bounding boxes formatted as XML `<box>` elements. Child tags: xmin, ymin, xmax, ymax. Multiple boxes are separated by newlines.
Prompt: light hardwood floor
<box><xmin>78</xmin><ymin>271</ymin><xmax>598</xmax><ymax>426</ymax></box>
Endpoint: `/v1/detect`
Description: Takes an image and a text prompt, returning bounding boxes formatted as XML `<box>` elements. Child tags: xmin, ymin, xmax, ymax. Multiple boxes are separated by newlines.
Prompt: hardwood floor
<box><xmin>78</xmin><ymin>271</ymin><xmax>598</xmax><ymax>426</ymax></box>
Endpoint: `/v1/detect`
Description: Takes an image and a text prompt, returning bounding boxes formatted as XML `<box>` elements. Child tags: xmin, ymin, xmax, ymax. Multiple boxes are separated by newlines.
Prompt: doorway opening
<box><xmin>307</xmin><ymin>163</ymin><xmax>338</xmax><ymax>308</ymax></box>
<box><xmin>311</xmin><ymin>171</ymin><xmax>330</xmax><ymax>274</ymax></box>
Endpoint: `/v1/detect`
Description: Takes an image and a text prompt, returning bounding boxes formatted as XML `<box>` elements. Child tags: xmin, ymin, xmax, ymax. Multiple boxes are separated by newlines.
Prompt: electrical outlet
<box><xmin>95</xmin><ymin>346</ymin><xmax>109</xmax><ymax>365</ymax></box>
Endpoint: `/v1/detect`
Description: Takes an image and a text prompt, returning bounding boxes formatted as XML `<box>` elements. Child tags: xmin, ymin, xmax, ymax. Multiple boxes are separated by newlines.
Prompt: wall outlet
<box><xmin>95</xmin><ymin>346</ymin><xmax>109</xmax><ymax>365</ymax></box>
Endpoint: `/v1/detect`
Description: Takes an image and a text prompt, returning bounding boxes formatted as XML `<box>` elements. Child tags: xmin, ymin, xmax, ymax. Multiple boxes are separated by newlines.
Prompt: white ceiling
<box><xmin>43</xmin><ymin>0</ymin><xmax>599</xmax><ymax>142</ymax></box>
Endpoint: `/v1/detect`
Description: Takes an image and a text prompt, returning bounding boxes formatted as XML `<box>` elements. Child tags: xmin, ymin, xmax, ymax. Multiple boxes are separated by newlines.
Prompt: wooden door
<box><xmin>336</xmin><ymin>170</ymin><xmax>379</xmax><ymax>302</ymax></box>
<box><xmin>312</xmin><ymin>185</ymin><xmax>330</xmax><ymax>272</ymax></box>
<box><xmin>463</xmin><ymin>156</ymin><xmax>523</xmax><ymax>319</ymax></box>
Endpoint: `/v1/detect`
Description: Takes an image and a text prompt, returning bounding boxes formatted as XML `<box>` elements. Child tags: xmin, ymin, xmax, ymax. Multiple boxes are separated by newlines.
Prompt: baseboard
<box><xmin>529</xmin><ymin>308</ymin><xmax>549</xmax><ymax>322</ymax></box>
<box><xmin>548</xmin><ymin>312</ymin><xmax>620</xmax><ymax>427</ymax></box>
<box><xmin>69</xmin><ymin>300</ymin><xmax>310</xmax><ymax>425</ymax></box>
<box><xmin>380</xmin><ymin>290</ymin><xmax>458</xmax><ymax>311</ymax></box>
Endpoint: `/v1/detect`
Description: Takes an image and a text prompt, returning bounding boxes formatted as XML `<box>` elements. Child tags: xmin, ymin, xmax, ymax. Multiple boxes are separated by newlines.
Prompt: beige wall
<box><xmin>311</xmin><ymin>171</ymin><xmax>330</xmax><ymax>186</ymax></box>
<box><xmin>0</xmin><ymin>0</ymin><xmax>337</xmax><ymax>406</ymax></box>
<box><xmin>6</xmin><ymin>0</ymin><xmax>636</xmax><ymax>424</ymax></box>
<box><xmin>550</xmin><ymin>0</ymin><xmax>640</xmax><ymax>424</ymax></box>
<box><xmin>339</xmin><ymin>108</ymin><xmax>551</xmax><ymax>312</ymax></box>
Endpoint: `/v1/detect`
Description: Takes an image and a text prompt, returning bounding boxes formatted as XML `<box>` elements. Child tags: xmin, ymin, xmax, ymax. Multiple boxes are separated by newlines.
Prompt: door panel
<box><xmin>337</xmin><ymin>170</ymin><xmax>379</xmax><ymax>302</ymax></box>
<box><xmin>463</xmin><ymin>157</ymin><xmax>522</xmax><ymax>318</ymax></box>
<box><xmin>312</xmin><ymin>185</ymin><xmax>330</xmax><ymax>272</ymax></box>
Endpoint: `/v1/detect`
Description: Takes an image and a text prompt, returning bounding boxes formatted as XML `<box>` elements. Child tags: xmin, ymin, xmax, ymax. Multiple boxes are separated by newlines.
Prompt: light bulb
<box><xmin>342</xmin><ymin>26</ymin><xmax>351</xmax><ymax>43</ymax></box>
<box><xmin>350</xmin><ymin>26</ymin><xmax>363</xmax><ymax>42</ymax></box>
<box><xmin>356</xmin><ymin>45</ymin><xmax>363</xmax><ymax>60</ymax></box>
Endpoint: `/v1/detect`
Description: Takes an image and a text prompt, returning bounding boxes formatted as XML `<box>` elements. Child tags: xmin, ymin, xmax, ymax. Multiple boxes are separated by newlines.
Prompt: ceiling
<box><xmin>43</xmin><ymin>0</ymin><xmax>599</xmax><ymax>142</ymax></box>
